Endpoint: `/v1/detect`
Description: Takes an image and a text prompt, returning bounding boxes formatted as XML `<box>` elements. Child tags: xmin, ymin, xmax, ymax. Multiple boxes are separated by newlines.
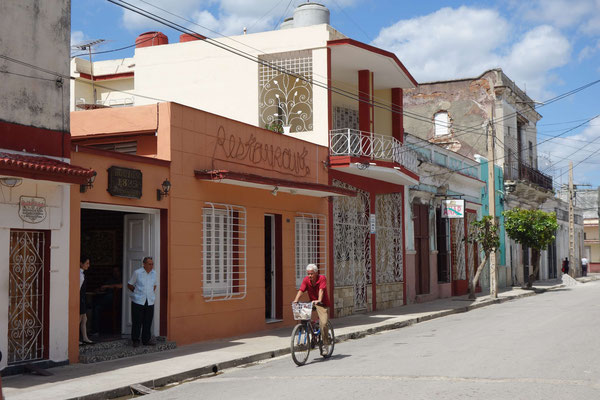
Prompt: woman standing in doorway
<box><xmin>80</xmin><ymin>256</ymin><xmax>94</xmax><ymax>345</ymax></box>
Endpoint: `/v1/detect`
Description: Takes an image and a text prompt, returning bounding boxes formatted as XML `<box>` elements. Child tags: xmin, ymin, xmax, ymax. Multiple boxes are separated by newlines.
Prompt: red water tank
<box><xmin>135</xmin><ymin>32</ymin><xmax>169</xmax><ymax>49</ymax></box>
<box><xmin>180</xmin><ymin>33</ymin><xmax>206</xmax><ymax>42</ymax></box>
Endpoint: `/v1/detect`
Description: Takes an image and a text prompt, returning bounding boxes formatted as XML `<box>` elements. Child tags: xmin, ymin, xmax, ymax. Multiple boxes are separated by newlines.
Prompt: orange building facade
<box><xmin>68</xmin><ymin>103</ymin><xmax>351</xmax><ymax>362</ymax></box>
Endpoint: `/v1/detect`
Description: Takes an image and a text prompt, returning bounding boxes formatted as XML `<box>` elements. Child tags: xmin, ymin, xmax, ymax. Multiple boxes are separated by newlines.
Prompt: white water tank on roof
<box><xmin>292</xmin><ymin>3</ymin><xmax>330</xmax><ymax>28</ymax></box>
<box><xmin>280</xmin><ymin>17</ymin><xmax>294</xmax><ymax>30</ymax></box>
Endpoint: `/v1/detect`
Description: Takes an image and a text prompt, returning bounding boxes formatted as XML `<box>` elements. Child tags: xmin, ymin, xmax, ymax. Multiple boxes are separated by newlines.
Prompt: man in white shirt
<box><xmin>127</xmin><ymin>257</ymin><xmax>157</xmax><ymax>347</ymax></box>
<box><xmin>581</xmin><ymin>257</ymin><xmax>589</xmax><ymax>277</ymax></box>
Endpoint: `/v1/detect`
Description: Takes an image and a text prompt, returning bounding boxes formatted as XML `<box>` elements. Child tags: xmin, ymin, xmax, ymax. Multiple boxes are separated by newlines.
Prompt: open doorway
<box><xmin>80</xmin><ymin>206</ymin><xmax>159</xmax><ymax>340</ymax></box>
<box><xmin>264</xmin><ymin>214</ymin><xmax>282</xmax><ymax>322</ymax></box>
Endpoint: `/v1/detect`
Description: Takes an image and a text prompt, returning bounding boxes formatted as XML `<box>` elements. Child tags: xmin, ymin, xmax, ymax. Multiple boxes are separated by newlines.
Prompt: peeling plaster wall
<box><xmin>0</xmin><ymin>0</ymin><xmax>71</xmax><ymax>131</ymax></box>
<box><xmin>403</xmin><ymin>70</ymin><xmax>542</xmax><ymax>173</ymax></box>
<box><xmin>403</xmin><ymin>72</ymin><xmax>496</xmax><ymax>159</ymax></box>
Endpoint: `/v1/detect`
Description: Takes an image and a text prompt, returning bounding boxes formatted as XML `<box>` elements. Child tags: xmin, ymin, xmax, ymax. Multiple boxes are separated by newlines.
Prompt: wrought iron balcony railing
<box><xmin>329</xmin><ymin>128</ymin><xmax>418</xmax><ymax>173</ymax></box>
<box><xmin>504</xmin><ymin>161</ymin><xmax>553</xmax><ymax>191</ymax></box>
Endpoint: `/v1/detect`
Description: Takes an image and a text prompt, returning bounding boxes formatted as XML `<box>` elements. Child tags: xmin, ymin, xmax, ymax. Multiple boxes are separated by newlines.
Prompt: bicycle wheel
<box><xmin>291</xmin><ymin>323</ymin><xmax>311</xmax><ymax>366</ymax></box>
<box><xmin>319</xmin><ymin>321</ymin><xmax>335</xmax><ymax>358</ymax></box>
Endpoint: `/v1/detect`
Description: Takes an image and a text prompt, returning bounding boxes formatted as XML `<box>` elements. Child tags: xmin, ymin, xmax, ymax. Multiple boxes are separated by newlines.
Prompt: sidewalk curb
<box><xmin>68</xmin><ymin>286</ymin><xmax>561</xmax><ymax>400</ymax></box>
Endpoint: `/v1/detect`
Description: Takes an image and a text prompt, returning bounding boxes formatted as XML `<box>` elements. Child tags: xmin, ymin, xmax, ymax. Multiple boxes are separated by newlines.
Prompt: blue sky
<box><xmin>72</xmin><ymin>0</ymin><xmax>600</xmax><ymax>189</ymax></box>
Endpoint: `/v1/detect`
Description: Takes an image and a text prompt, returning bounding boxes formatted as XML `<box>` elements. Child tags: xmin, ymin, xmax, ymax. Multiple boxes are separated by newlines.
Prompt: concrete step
<box><xmin>78</xmin><ymin>336</ymin><xmax>176</xmax><ymax>364</ymax></box>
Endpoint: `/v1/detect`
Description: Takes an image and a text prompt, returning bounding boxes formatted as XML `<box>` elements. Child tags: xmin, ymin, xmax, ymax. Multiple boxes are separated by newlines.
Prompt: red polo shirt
<box><xmin>299</xmin><ymin>275</ymin><xmax>330</xmax><ymax>307</ymax></box>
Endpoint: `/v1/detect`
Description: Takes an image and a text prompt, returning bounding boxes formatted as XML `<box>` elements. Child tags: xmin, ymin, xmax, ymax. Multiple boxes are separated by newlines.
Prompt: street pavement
<box><xmin>3</xmin><ymin>274</ymin><xmax>598</xmax><ymax>400</ymax></box>
<box><xmin>146</xmin><ymin>277</ymin><xmax>600</xmax><ymax>400</ymax></box>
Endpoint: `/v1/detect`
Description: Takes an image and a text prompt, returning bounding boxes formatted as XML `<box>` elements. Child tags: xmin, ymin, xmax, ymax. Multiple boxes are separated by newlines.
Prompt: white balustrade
<box><xmin>329</xmin><ymin>128</ymin><xmax>418</xmax><ymax>173</ymax></box>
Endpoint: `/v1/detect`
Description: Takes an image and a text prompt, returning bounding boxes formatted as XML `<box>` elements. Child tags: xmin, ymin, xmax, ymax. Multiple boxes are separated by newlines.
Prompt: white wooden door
<box><xmin>122</xmin><ymin>214</ymin><xmax>153</xmax><ymax>335</ymax></box>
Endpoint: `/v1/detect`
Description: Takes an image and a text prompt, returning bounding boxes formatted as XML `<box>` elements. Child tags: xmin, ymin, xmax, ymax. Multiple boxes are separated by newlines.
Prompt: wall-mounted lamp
<box><xmin>271</xmin><ymin>186</ymin><xmax>279</xmax><ymax>196</ymax></box>
<box><xmin>0</xmin><ymin>177</ymin><xmax>23</xmax><ymax>188</ymax></box>
<box><xmin>79</xmin><ymin>171</ymin><xmax>97</xmax><ymax>193</ymax></box>
<box><xmin>157</xmin><ymin>179</ymin><xmax>171</xmax><ymax>201</ymax></box>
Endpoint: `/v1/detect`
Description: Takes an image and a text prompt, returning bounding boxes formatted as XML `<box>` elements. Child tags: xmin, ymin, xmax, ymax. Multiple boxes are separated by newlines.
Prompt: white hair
<box><xmin>306</xmin><ymin>264</ymin><xmax>318</xmax><ymax>272</ymax></box>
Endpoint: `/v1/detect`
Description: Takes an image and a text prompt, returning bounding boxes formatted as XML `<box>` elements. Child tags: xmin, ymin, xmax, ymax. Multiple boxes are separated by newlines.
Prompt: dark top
<box><xmin>80</xmin><ymin>275</ymin><xmax>87</xmax><ymax>314</ymax></box>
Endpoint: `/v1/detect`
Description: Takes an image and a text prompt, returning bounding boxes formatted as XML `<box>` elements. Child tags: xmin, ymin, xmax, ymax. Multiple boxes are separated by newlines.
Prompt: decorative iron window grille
<box><xmin>450</xmin><ymin>218</ymin><xmax>466</xmax><ymax>280</ymax></box>
<box><xmin>466</xmin><ymin>211</ymin><xmax>477</xmax><ymax>282</ymax></box>
<box><xmin>8</xmin><ymin>230</ymin><xmax>46</xmax><ymax>365</ymax></box>
<box><xmin>333</xmin><ymin>180</ymin><xmax>371</xmax><ymax>310</ymax></box>
<box><xmin>259</xmin><ymin>51</ymin><xmax>313</xmax><ymax>134</ymax></box>
<box><xmin>295</xmin><ymin>213</ymin><xmax>327</xmax><ymax>289</ymax></box>
<box><xmin>202</xmin><ymin>203</ymin><xmax>247</xmax><ymax>301</ymax></box>
<box><xmin>375</xmin><ymin>193</ymin><xmax>404</xmax><ymax>283</ymax></box>
<box><xmin>333</xmin><ymin>106</ymin><xmax>359</xmax><ymax>130</ymax></box>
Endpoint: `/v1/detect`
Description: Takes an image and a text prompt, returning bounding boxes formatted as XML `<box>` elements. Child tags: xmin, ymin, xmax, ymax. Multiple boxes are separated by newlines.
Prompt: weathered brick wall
<box><xmin>334</xmin><ymin>283</ymin><xmax>403</xmax><ymax>317</ymax></box>
<box><xmin>334</xmin><ymin>285</ymin><xmax>373</xmax><ymax>317</ymax></box>
<box><xmin>375</xmin><ymin>282</ymin><xmax>404</xmax><ymax>310</ymax></box>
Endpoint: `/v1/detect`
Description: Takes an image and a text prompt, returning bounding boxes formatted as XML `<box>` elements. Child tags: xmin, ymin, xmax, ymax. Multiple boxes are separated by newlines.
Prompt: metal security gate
<box><xmin>8</xmin><ymin>230</ymin><xmax>49</xmax><ymax>365</ymax></box>
<box><xmin>333</xmin><ymin>180</ymin><xmax>371</xmax><ymax>311</ymax></box>
<box><xmin>375</xmin><ymin>193</ymin><xmax>403</xmax><ymax>284</ymax></box>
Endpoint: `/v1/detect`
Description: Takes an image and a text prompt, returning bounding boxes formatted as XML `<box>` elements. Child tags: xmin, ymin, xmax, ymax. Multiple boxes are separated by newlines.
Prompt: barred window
<box><xmin>295</xmin><ymin>213</ymin><xmax>327</xmax><ymax>288</ymax></box>
<box><xmin>203</xmin><ymin>203</ymin><xmax>247</xmax><ymax>301</ymax></box>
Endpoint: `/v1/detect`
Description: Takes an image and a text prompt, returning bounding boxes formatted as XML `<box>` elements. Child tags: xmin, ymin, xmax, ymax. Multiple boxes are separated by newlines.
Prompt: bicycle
<box><xmin>290</xmin><ymin>302</ymin><xmax>335</xmax><ymax>366</ymax></box>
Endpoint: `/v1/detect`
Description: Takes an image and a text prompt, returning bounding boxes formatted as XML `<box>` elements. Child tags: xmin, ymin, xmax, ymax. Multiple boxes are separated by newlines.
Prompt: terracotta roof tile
<box><xmin>0</xmin><ymin>152</ymin><xmax>95</xmax><ymax>185</ymax></box>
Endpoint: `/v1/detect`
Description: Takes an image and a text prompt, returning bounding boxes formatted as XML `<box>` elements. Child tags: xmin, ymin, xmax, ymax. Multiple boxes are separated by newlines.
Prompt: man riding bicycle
<box><xmin>293</xmin><ymin>264</ymin><xmax>330</xmax><ymax>347</ymax></box>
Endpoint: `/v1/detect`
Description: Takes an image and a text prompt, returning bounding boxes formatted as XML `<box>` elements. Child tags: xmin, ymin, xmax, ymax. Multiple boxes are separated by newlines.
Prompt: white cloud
<box><xmin>119</xmin><ymin>0</ymin><xmax>358</xmax><ymax>35</ymax></box>
<box><xmin>121</xmin><ymin>0</ymin><xmax>208</xmax><ymax>31</ymax></box>
<box><xmin>538</xmin><ymin>121</ymin><xmax>600</xmax><ymax>184</ymax></box>
<box><xmin>372</xmin><ymin>6</ymin><xmax>571</xmax><ymax>100</ymax></box>
<box><xmin>502</xmin><ymin>25</ymin><xmax>571</xmax><ymax>98</ymax></box>
<box><xmin>515</xmin><ymin>0</ymin><xmax>600</xmax><ymax>33</ymax></box>
<box><xmin>577</xmin><ymin>40</ymin><xmax>600</xmax><ymax>61</ymax></box>
<box><xmin>71</xmin><ymin>31</ymin><xmax>87</xmax><ymax>47</ymax></box>
<box><xmin>372</xmin><ymin>7</ymin><xmax>508</xmax><ymax>82</ymax></box>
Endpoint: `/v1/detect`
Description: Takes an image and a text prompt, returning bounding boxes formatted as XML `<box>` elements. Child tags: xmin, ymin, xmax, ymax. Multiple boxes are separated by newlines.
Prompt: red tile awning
<box><xmin>0</xmin><ymin>152</ymin><xmax>95</xmax><ymax>185</ymax></box>
<box><xmin>195</xmin><ymin>169</ymin><xmax>356</xmax><ymax>198</ymax></box>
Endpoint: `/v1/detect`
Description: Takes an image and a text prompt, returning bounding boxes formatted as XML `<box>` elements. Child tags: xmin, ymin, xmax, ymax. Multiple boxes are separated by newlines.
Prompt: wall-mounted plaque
<box><xmin>19</xmin><ymin>196</ymin><xmax>47</xmax><ymax>223</ymax></box>
<box><xmin>107</xmin><ymin>166</ymin><xmax>142</xmax><ymax>199</ymax></box>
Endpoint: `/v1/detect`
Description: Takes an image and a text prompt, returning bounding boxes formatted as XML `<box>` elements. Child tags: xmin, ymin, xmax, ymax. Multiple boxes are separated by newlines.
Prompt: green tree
<box><xmin>503</xmin><ymin>208</ymin><xmax>559</xmax><ymax>288</ymax></box>
<box><xmin>465</xmin><ymin>216</ymin><xmax>500</xmax><ymax>300</ymax></box>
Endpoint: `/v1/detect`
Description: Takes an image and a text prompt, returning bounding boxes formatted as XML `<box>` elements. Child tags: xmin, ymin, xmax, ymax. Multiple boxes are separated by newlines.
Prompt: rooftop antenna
<box><xmin>72</xmin><ymin>39</ymin><xmax>106</xmax><ymax>104</ymax></box>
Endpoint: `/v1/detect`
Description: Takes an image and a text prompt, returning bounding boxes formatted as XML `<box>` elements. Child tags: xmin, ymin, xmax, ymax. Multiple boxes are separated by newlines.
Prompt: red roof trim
<box><xmin>327</xmin><ymin>38</ymin><xmax>418</xmax><ymax>87</ymax></box>
<box><xmin>79</xmin><ymin>72</ymin><xmax>134</xmax><ymax>81</ymax></box>
<box><xmin>0</xmin><ymin>152</ymin><xmax>95</xmax><ymax>185</ymax></box>
<box><xmin>328</xmin><ymin>155</ymin><xmax>420</xmax><ymax>182</ymax></box>
<box><xmin>194</xmin><ymin>169</ymin><xmax>356</xmax><ymax>197</ymax></box>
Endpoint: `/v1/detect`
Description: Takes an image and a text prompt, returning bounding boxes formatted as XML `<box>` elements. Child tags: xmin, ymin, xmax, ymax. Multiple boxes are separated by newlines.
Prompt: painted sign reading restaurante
<box><xmin>19</xmin><ymin>196</ymin><xmax>47</xmax><ymax>223</ymax></box>
<box><xmin>213</xmin><ymin>125</ymin><xmax>310</xmax><ymax>177</ymax></box>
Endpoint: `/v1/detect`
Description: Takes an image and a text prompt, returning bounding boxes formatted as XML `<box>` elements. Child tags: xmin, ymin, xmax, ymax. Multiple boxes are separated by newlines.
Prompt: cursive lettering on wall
<box><xmin>214</xmin><ymin>125</ymin><xmax>310</xmax><ymax>177</ymax></box>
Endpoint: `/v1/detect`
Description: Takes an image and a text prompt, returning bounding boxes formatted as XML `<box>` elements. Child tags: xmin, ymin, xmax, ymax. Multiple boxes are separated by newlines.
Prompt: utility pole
<box><xmin>569</xmin><ymin>161</ymin><xmax>575</xmax><ymax>276</ymax></box>
<box><xmin>487</xmin><ymin>120</ymin><xmax>498</xmax><ymax>298</ymax></box>
<box><xmin>597</xmin><ymin>186</ymin><xmax>600</xmax><ymax>258</ymax></box>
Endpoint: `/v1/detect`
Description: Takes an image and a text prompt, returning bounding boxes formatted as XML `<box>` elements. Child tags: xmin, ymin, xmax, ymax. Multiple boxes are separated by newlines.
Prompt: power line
<box><xmin>329</xmin><ymin>0</ymin><xmax>372</xmax><ymax>42</ymax></box>
<box><xmin>105</xmin><ymin>0</ymin><xmax>600</xmax><ymax>147</ymax></box>
<box><xmin>247</xmin><ymin>0</ymin><xmax>288</xmax><ymax>32</ymax></box>
<box><xmin>106</xmin><ymin>0</ymin><xmax>600</xmax><ymax>165</ymax></box>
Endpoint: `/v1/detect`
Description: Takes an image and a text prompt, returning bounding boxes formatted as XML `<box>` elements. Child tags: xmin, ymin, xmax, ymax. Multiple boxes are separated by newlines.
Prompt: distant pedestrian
<box><xmin>127</xmin><ymin>257</ymin><xmax>157</xmax><ymax>347</ymax></box>
<box><xmin>581</xmin><ymin>257</ymin><xmax>589</xmax><ymax>277</ymax></box>
<box><xmin>562</xmin><ymin>257</ymin><xmax>570</xmax><ymax>275</ymax></box>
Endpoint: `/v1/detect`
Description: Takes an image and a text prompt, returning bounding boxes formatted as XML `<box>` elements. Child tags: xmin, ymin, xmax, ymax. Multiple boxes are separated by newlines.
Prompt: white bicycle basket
<box><xmin>292</xmin><ymin>302</ymin><xmax>313</xmax><ymax>320</ymax></box>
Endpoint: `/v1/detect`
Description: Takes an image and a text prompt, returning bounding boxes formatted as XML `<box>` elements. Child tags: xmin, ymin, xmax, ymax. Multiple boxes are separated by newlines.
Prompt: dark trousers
<box><xmin>131</xmin><ymin>301</ymin><xmax>154</xmax><ymax>344</ymax></box>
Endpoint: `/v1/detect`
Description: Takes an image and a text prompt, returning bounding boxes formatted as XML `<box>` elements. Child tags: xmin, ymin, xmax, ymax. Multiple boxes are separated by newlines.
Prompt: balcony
<box><xmin>328</xmin><ymin>128</ymin><xmax>419</xmax><ymax>186</ymax></box>
<box><xmin>504</xmin><ymin>161</ymin><xmax>553</xmax><ymax>192</ymax></box>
